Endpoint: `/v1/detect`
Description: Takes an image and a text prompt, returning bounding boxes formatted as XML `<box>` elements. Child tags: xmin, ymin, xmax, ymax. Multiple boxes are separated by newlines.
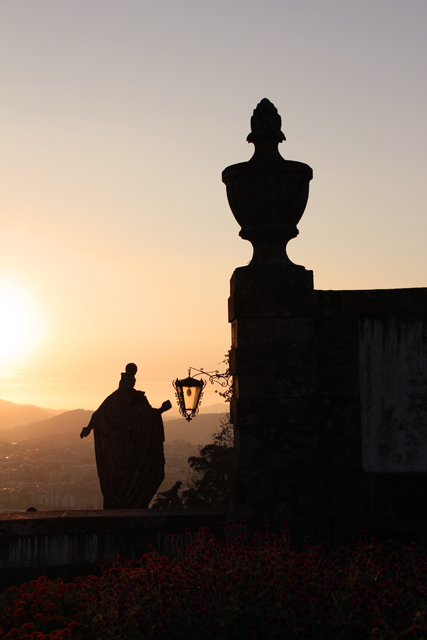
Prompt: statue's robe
<box><xmin>87</xmin><ymin>388</ymin><xmax>165</xmax><ymax>509</ymax></box>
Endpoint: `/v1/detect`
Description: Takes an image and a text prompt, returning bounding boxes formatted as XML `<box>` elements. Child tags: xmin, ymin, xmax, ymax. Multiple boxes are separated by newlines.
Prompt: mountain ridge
<box><xmin>0</xmin><ymin>398</ymin><xmax>65</xmax><ymax>429</ymax></box>
<box><xmin>0</xmin><ymin>402</ymin><xmax>228</xmax><ymax>446</ymax></box>
<box><xmin>0</xmin><ymin>409</ymin><xmax>93</xmax><ymax>442</ymax></box>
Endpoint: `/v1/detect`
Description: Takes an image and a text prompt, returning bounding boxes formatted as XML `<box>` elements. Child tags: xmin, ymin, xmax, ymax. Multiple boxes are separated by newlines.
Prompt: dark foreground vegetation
<box><xmin>1</xmin><ymin>524</ymin><xmax>426</xmax><ymax>640</ymax></box>
<box><xmin>152</xmin><ymin>415</ymin><xmax>233</xmax><ymax>510</ymax></box>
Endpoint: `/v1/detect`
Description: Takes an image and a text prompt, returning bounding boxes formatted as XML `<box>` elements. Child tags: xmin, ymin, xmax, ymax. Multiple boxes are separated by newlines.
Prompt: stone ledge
<box><xmin>0</xmin><ymin>508</ymin><xmax>225</xmax><ymax>536</ymax></box>
<box><xmin>0</xmin><ymin>509</ymin><xmax>227</xmax><ymax>583</ymax></box>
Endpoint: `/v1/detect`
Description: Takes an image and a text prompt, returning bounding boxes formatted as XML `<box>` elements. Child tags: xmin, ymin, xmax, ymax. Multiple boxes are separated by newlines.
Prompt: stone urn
<box><xmin>222</xmin><ymin>98</ymin><xmax>313</xmax><ymax>267</ymax></box>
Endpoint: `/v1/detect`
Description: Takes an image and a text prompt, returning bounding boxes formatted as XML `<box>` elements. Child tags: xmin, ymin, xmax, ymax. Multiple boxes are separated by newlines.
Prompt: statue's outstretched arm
<box><xmin>80</xmin><ymin>408</ymin><xmax>99</xmax><ymax>438</ymax></box>
<box><xmin>80</xmin><ymin>420</ymin><xmax>94</xmax><ymax>439</ymax></box>
<box><xmin>158</xmin><ymin>400</ymin><xmax>172</xmax><ymax>414</ymax></box>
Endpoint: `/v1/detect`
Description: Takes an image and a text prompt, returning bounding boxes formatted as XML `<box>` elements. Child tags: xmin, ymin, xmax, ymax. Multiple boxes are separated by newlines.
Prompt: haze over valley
<box><xmin>0</xmin><ymin>398</ymin><xmax>227</xmax><ymax>513</ymax></box>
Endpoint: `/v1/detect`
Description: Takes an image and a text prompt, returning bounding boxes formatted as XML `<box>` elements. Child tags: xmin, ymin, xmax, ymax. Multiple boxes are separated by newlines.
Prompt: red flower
<box><xmin>20</xmin><ymin>594</ymin><xmax>32</xmax><ymax>602</ymax></box>
<box><xmin>13</xmin><ymin>600</ymin><xmax>26</xmax><ymax>608</ymax></box>
<box><xmin>21</xmin><ymin>623</ymin><xmax>34</xmax><ymax>633</ymax></box>
<box><xmin>54</xmin><ymin>630</ymin><xmax>71</xmax><ymax>638</ymax></box>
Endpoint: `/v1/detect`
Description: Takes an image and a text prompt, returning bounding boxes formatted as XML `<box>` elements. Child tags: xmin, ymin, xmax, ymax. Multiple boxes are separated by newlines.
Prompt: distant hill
<box><xmin>163</xmin><ymin>401</ymin><xmax>228</xmax><ymax>422</ymax></box>
<box><xmin>0</xmin><ymin>409</ymin><xmax>93</xmax><ymax>442</ymax></box>
<box><xmin>0</xmin><ymin>398</ymin><xmax>64</xmax><ymax>429</ymax></box>
<box><xmin>199</xmin><ymin>402</ymin><xmax>229</xmax><ymax>415</ymax></box>
<box><xmin>164</xmin><ymin>412</ymin><xmax>228</xmax><ymax>445</ymax></box>
<box><xmin>0</xmin><ymin>404</ymin><xmax>228</xmax><ymax>446</ymax></box>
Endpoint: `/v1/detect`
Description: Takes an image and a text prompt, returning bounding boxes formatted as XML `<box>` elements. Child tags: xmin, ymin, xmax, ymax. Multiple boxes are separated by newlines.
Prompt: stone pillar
<box><xmin>223</xmin><ymin>100</ymin><xmax>318</xmax><ymax>532</ymax></box>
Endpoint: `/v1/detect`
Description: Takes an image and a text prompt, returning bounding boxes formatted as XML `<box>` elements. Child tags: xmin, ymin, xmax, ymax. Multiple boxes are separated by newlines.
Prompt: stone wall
<box><xmin>229</xmin><ymin>274</ymin><xmax>427</xmax><ymax>542</ymax></box>
<box><xmin>0</xmin><ymin>508</ymin><xmax>226</xmax><ymax>588</ymax></box>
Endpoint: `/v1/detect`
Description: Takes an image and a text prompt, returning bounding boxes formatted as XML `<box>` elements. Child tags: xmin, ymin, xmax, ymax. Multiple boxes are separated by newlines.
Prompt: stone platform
<box><xmin>0</xmin><ymin>508</ymin><xmax>227</xmax><ymax>588</ymax></box>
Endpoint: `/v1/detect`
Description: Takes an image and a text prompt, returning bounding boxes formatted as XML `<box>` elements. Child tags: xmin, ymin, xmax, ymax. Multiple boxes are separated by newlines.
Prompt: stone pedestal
<box><xmin>229</xmin><ymin>265</ymin><xmax>318</xmax><ymax>532</ymax></box>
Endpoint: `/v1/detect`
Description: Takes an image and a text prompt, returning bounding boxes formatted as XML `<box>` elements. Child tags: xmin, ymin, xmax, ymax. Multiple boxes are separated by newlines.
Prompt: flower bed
<box><xmin>1</xmin><ymin>523</ymin><xmax>426</xmax><ymax>639</ymax></box>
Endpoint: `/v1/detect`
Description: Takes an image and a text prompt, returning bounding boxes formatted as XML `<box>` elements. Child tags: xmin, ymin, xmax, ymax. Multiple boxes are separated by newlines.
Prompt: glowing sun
<box><xmin>0</xmin><ymin>282</ymin><xmax>43</xmax><ymax>362</ymax></box>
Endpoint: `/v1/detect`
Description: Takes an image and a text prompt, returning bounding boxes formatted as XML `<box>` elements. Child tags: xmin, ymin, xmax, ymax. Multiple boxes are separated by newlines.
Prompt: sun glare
<box><xmin>0</xmin><ymin>282</ymin><xmax>43</xmax><ymax>363</ymax></box>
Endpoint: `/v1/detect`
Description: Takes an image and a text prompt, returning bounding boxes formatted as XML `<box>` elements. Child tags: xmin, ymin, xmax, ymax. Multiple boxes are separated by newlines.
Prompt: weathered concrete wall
<box><xmin>359</xmin><ymin>317</ymin><xmax>427</xmax><ymax>472</ymax></box>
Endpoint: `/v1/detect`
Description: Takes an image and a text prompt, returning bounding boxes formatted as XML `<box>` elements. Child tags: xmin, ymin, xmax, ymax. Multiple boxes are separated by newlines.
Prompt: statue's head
<box><xmin>125</xmin><ymin>363</ymin><xmax>137</xmax><ymax>376</ymax></box>
<box><xmin>119</xmin><ymin>363</ymin><xmax>137</xmax><ymax>389</ymax></box>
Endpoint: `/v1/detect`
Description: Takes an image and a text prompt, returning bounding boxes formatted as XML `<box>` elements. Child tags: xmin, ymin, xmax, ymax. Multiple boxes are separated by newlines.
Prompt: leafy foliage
<box><xmin>149</xmin><ymin>481</ymin><xmax>183</xmax><ymax>510</ymax></box>
<box><xmin>152</xmin><ymin>415</ymin><xmax>233</xmax><ymax>509</ymax></box>
<box><xmin>213</xmin><ymin>351</ymin><xmax>233</xmax><ymax>404</ymax></box>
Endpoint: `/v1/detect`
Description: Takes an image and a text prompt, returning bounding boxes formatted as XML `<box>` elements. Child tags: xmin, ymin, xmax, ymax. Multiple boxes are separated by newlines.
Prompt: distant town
<box><xmin>0</xmin><ymin>436</ymin><xmax>198</xmax><ymax>511</ymax></box>
<box><xmin>0</xmin><ymin>398</ymin><xmax>227</xmax><ymax>512</ymax></box>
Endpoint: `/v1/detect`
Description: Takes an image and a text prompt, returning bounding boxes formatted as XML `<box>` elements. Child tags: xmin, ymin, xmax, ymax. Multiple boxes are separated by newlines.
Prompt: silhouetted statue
<box><xmin>80</xmin><ymin>363</ymin><xmax>171</xmax><ymax>509</ymax></box>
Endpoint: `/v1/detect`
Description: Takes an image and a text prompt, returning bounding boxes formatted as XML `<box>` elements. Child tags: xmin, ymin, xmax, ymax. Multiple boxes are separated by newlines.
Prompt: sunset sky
<box><xmin>0</xmin><ymin>1</ymin><xmax>426</xmax><ymax>412</ymax></box>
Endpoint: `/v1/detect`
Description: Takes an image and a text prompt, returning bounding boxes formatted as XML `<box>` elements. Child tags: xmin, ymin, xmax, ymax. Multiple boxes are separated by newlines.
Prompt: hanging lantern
<box><xmin>173</xmin><ymin>373</ymin><xmax>207</xmax><ymax>422</ymax></box>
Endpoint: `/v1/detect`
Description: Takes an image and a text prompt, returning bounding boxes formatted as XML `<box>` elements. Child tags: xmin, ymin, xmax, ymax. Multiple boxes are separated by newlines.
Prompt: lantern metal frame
<box><xmin>172</xmin><ymin>367</ymin><xmax>230</xmax><ymax>422</ymax></box>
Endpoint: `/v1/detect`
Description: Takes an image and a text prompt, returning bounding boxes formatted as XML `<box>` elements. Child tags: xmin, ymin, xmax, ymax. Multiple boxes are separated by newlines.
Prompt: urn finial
<box><xmin>246</xmin><ymin>98</ymin><xmax>286</xmax><ymax>146</ymax></box>
<box><xmin>222</xmin><ymin>99</ymin><xmax>313</xmax><ymax>270</ymax></box>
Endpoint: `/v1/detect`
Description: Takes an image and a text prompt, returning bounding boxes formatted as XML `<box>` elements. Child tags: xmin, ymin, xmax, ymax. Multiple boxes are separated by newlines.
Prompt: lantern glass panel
<box><xmin>183</xmin><ymin>385</ymin><xmax>202</xmax><ymax>411</ymax></box>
